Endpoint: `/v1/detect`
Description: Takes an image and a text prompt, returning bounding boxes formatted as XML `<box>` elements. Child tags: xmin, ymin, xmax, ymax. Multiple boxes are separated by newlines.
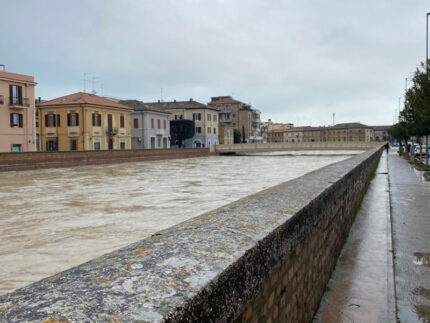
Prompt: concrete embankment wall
<box><xmin>0</xmin><ymin>148</ymin><xmax>211</xmax><ymax>172</ymax></box>
<box><xmin>0</xmin><ymin>148</ymin><xmax>382</xmax><ymax>322</ymax></box>
<box><xmin>214</xmin><ymin>141</ymin><xmax>382</xmax><ymax>153</ymax></box>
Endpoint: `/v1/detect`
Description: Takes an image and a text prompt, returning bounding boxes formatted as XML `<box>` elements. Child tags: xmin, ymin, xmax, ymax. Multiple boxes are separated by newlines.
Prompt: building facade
<box><xmin>208</xmin><ymin>96</ymin><xmax>262</xmax><ymax>143</ymax></box>
<box><xmin>326</xmin><ymin>123</ymin><xmax>374</xmax><ymax>142</ymax></box>
<box><xmin>0</xmin><ymin>70</ymin><xmax>37</xmax><ymax>152</ymax></box>
<box><xmin>145</xmin><ymin>99</ymin><xmax>219</xmax><ymax>148</ymax></box>
<box><xmin>37</xmin><ymin>92</ymin><xmax>132</xmax><ymax>151</ymax></box>
<box><xmin>219</xmin><ymin>125</ymin><xmax>234</xmax><ymax>144</ymax></box>
<box><xmin>372</xmin><ymin>125</ymin><xmax>391</xmax><ymax>142</ymax></box>
<box><xmin>120</xmin><ymin>100</ymin><xmax>170</xmax><ymax>149</ymax></box>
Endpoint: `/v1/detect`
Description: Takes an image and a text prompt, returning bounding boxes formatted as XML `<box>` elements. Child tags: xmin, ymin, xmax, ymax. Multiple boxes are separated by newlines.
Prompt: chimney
<box><xmin>189</xmin><ymin>98</ymin><xmax>193</xmax><ymax>102</ymax></box>
<box><xmin>174</xmin><ymin>99</ymin><xmax>176</xmax><ymax>103</ymax></box>
<box><xmin>158</xmin><ymin>99</ymin><xmax>160</xmax><ymax>103</ymax></box>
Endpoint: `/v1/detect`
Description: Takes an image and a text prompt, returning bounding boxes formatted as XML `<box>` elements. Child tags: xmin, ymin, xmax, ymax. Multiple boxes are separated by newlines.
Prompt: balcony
<box><xmin>8</xmin><ymin>97</ymin><xmax>30</xmax><ymax>109</ymax></box>
<box><xmin>106</xmin><ymin>128</ymin><xmax>118</xmax><ymax>136</ymax></box>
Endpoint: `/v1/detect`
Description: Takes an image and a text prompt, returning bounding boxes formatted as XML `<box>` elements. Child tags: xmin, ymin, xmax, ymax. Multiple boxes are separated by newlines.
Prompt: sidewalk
<box><xmin>389</xmin><ymin>150</ymin><xmax>430</xmax><ymax>322</ymax></box>
<box><xmin>314</xmin><ymin>150</ymin><xmax>396</xmax><ymax>322</ymax></box>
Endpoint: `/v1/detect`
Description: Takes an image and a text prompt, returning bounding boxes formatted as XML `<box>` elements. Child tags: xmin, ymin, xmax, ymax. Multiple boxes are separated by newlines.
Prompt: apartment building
<box><xmin>208</xmin><ymin>96</ymin><xmax>261</xmax><ymax>143</ymax></box>
<box><xmin>145</xmin><ymin>99</ymin><xmax>219</xmax><ymax>148</ymax></box>
<box><xmin>0</xmin><ymin>69</ymin><xmax>37</xmax><ymax>152</ymax></box>
<box><xmin>266</xmin><ymin>122</ymin><xmax>294</xmax><ymax>143</ymax></box>
<box><xmin>119</xmin><ymin>100</ymin><xmax>170</xmax><ymax>149</ymax></box>
<box><xmin>283</xmin><ymin>127</ymin><xmax>311</xmax><ymax>143</ymax></box>
<box><xmin>372</xmin><ymin>125</ymin><xmax>391</xmax><ymax>142</ymax></box>
<box><xmin>37</xmin><ymin>92</ymin><xmax>132</xmax><ymax>151</ymax></box>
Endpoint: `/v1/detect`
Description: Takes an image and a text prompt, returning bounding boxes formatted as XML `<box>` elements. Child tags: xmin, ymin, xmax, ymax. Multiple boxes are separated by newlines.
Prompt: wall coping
<box><xmin>0</xmin><ymin>148</ymin><xmax>381</xmax><ymax>322</ymax></box>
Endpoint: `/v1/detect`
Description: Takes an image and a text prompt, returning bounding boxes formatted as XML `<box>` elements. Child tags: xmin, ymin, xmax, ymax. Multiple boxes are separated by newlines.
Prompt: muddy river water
<box><xmin>0</xmin><ymin>152</ymin><xmax>357</xmax><ymax>295</ymax></box>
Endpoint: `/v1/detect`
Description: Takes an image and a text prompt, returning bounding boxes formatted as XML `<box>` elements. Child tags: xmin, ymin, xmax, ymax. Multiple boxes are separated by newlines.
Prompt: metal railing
<box><xmin>8</xmin><ymin>97</ymin><xmax>30</xmax><ymax>108</ymax></box>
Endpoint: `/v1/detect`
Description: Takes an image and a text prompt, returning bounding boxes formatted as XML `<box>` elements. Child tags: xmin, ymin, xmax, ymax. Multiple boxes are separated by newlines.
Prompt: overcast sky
<box><xmin>1</xmin><ymin>0</ymin><xmax>428</xmax><ymax>126</ymax></box>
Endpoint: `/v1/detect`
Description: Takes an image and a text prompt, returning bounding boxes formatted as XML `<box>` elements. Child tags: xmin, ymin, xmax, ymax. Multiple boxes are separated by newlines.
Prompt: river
<box><xmin>0</xmin><ymin>152</ymin><xmax>358</xmax><ymax>295</ymax></box>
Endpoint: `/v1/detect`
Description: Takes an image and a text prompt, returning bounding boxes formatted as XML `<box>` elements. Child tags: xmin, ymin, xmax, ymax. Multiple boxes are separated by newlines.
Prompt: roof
<box><xmin>0</xmin><ymin>70</ymin><xmax>36</xmax><ymax>85</ymax></box>
<box><xmin>284</xmin><ymin>126</ymin><xmax>312</xmax><ymax>132</ymax></box>
<box><xmin>37</xmin><ymin>92</ymin><xmax>131</xmax><ymax>110</ymax></box>
<box><xmin>119</xmin><ymin>100</ymin><xmax>170</xmax><ymax>115</ymax></box>
<box><xmin>208</xmin><ymin>96</ymin><xmax>245</xmax><ymax>105</ymax></box>
<box><xmin>371</xmin><ymin>125</ymin><xmax>391</xmax><ymax>131</ymax></box>
<box><xmin>144</xmin><ymin>100</ymin><xmax>219</xmax><ymax>112</ymax></box>
<box><xmin>332</xmin><ymin>123</ymin><xmax>371</xmax><ymax>129</ymax></box>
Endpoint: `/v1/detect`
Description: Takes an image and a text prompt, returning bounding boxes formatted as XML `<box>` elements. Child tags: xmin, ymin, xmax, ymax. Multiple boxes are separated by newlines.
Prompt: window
<box><xmin>133</xmin><ymin>118</ymin><xmax>139</xmax><ymax>129</ymax></box>
<box><xmin>94</xmin><ymin>142</ymin><xmax>100</xmax><ymax>150</ymax></box>
<box><xmin>174</xmin><ymin>114</ymin><xmax>183</xmax><ymax>120</ymax></box>
<box><xmin>0</xmin><ymin>95</ymin><xmax>4</xmax><ymax>104</ymax></box>
<box><xmin>213</xmin><ymin>115</ymin><xmax>217</xmax><ymax>122</ymax></box>
<box><xmin>151</xmin><ymin>118</ymin><xmax>154</xmax><ymax>128</ymax></box>
<box><xmin>67</xmin><ymin>112</ymin><xmax>79</xmax><ymax>126</ymax></box>
<box><xmin>157</xmin><ymin>119</ymin><xmax>160</xmax><ymax>129</ymax></box>
<box><xmin>193</xmin><ymin>113</ymin><xmax>201</xmax><ymax>121</ymax></box>
<box><xmin>196</xmin><ymin>127</ymin><xmax>202</xmax><ymax>134</ymax></box>
<box><xmin>120</xmin><ymin>115</ymin><xmax>125</xmax><ymax>128</ymax></box>
<box><xmin>70</xmin><ymin>140</ymin><xmax>77</xmax><ymax>151</ymax></box>
<box><xmin>157</xmin><ymin>138</ymin><xmax>161</xmax><ymax>148</ymax></box>
<box><xmin>163</xmin><ymin>120</ymin><xmax>167</xmax><ymax>129</ymax></box>
<box><xmin>11</xmin><ymin>144</ymin><xmax>22</xmax><ymax>153</ymax></box>
<box><xmin>92</xmin><ymin>113</ymin><xmax>101</xmax><ymax>126</ymax></box>
<box><xmin>214</xmin><ymin>127</ymin><xmax>216</xmax><ymax>134</ymax></box>
<box><xmin>45</xmin><ymin>114</ymin><xmax>56</xmax><ymax>127</ymax></box>
<box><xmin>9</xmin><ymin>85</ymin><xmax>22</xmax><ymax>105</ymax></box>
<box><xmin>10</xmin><ymin>113</ymin><xmax>23</xmax><ymax>128</ymax></box>
<box><xmin>207</xmin><ymin>114</ymin><xmax>211</xmax><ymax>121</ymax></box>
<box><xmin>120</xmin><ymin>142</ymin><xmax>125</xmax><ymax>150</ymax></box>
<box><xmin>46</xmin><ymin>140</ymin><xmax>58</xmax><ymax>151</ymax></box>
<box><xmin>57</xmin><ymin>114</ymin><xmax>61</xmax><ymax>127</ymax></box>
<box><xmin>207</xmin><ymin>127</ymin><xmax>211</xmax><ymax>134</ymax></box>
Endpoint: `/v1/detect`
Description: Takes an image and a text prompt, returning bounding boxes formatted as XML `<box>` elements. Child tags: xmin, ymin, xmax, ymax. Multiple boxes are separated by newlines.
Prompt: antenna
<box><xmin>83</xmin><ymin>73</ymin><xmax>91</xmax><ymax>92</ymax></box>
<box><xmin>100</xmin><ymin>84</ymin><xmax>104</xmax><ymax>96</ymax></box>
<box><xmin>91</xmin><ymin>76</ymin><xmax>98</xmax><ymax>95</ymax></box>
<box><xmin>332</xmin><ymin>113</ymin><xmax>335</xmax><ymax>126</ymax></box>
<box><xmin>160</xmin><ymin>88</ymin><xmax>163</xmax><ymax>102</ymax></box>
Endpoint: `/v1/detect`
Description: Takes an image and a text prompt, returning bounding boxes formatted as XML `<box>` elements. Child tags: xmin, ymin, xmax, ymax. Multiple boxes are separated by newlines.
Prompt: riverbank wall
<box><xmin>0</xmin><ymin>147</ymin><xmax>382</xmax><ymax>322</ymax></box>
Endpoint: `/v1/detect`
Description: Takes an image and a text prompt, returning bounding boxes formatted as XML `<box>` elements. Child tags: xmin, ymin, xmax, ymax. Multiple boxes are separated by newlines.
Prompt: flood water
<box><xmin>0</xmin><ymin>153</ymin><xmax>356</xmax><ymax>295</ymax></box>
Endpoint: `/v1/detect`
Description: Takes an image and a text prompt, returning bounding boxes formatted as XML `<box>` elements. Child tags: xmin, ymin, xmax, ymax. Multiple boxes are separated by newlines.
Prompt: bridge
<box><xmin>211</xmin><ymin>141</ymin><xmax>383</xmax><ymax>154</ymax></box>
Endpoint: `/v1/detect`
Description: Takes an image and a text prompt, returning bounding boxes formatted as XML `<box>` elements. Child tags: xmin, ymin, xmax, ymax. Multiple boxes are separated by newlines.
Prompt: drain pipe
<box><xmin>0</xmin><ymin>64</ymin><xmax>5</xmax><ymax>71</ymax></box>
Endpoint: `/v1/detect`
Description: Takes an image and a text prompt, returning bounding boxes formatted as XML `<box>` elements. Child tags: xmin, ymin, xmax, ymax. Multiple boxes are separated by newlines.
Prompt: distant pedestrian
<box><xmin>385</xmin><ymin>142</ymin><xmax>389</xmax><ymax>154</ymax></box>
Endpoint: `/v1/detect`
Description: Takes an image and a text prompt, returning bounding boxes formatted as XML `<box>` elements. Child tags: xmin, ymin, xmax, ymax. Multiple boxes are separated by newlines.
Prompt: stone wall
<box><xmin>0</xmin><ymin>148</ymin><xmax>211</xmax><ymax>172</ymax></box>
<box><xmin>0</xmin><ymin>148</ymin><xmax>382</xmax><ymax>322</ymax></box>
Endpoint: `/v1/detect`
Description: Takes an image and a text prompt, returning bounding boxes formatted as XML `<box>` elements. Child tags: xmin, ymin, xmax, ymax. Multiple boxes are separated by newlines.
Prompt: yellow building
<box><xmin>37</xmin><ymin>92</ymin><xmax>132</xmax><ymax>151</ymax></box>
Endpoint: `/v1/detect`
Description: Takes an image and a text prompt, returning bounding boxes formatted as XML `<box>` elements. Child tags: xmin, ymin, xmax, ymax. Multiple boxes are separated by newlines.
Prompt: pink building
<box><xmin>0</xmin><ymin>69</ymin><xmax>37</xmax><ymax>152</ymax></box>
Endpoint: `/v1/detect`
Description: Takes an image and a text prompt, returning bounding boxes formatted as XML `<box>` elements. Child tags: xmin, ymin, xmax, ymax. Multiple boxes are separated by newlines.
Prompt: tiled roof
<box><xmin>284</xmin><ymin>126</ymin><xmax>312</xmax><ymax>132</ymax></box>
<box><xmin>332</xmin><ymin>123</ymin><xmax>370</xmax><ymax>129</ymax></box>
<box><xmin>371</xmin><ymin>125</ymin><xmax>391</xmax><ymax>131</ymax></box>
<box><xmin>209</xmin><ymin>96</ymin><xmax>245</xmax><ymax>105</ymax></box>
<box><xmin>37</xmin><ymin>92</ymin><xmax>132</xmax><ymax>110</ymax></box>
<box><xmin>119</xmin><ymin>100</ymin><xmax>170</xmax><ymax>114</ymax></box>
<box><xmin>144</xmin><ymin>100</ymin><xmax>218</xmax><ymax>111</ymax></box>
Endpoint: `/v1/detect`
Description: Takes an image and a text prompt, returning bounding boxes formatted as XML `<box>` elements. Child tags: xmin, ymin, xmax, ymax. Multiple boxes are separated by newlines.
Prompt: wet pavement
<box><xmin>314</xmin><ymin>150</ymin><xmax>396</xmax><ymax>322</ymax></box>
<box><xmin>389</xmin><ymin>151</ymin><xmax>430</xmax><ymax>322</ymax></box>
<box><xmin>0</xmin><ymin>153</ymin><xmax>352</xmax><ymax>295</ymax></box>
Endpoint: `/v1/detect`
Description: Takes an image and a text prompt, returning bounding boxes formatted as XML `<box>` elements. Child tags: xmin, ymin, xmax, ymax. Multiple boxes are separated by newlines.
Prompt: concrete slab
<box><xmin>389</xmin><ymin>151</ymin><xmax>430</xmax><ymax>322</ymax></box>
<box><xmin>314</xmin><ymin>151</ymin><xmax>397</xmax><ymax>322</ymax></box>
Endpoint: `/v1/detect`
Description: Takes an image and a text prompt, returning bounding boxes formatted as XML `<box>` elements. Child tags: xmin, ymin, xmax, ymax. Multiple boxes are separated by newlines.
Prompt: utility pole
<box><xmin>426</xmin><ymin>13</ymin><xmax>430</xmax><ymax>165</ymax></box>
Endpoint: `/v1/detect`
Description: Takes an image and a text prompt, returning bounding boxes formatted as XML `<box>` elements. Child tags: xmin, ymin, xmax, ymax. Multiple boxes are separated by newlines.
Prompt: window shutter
<box><xmin>92</xmin><ymin>114</ymin><xmax>95</xmax><ymax>126</ymax></box>
<box><xmin>19</xmin><ymin>114</ymin><xmax>23</xmax><ymax>128</ymax></box>
<box><xmin>98</xmin><ymin>114</ymin><xmax>101</xmax><ymax>126</ymax></box>
<box><xmin>57</xmin><ymin>114</ymin><xmax>61</xmax><ymax>127</ymax></box>
<box><xmin>9</xmin><ymin>86</ymin><xmax>13</xmax><ymax>105</ymax></box>
<box><xmin>10</xmin><ymin>114</ymin><xmax>13</xmax><ymax>127</ymax></box>
<box><xmin>67</xmin><ymin>113</ymin><xmax>71</xmax><ymax>126</ymax></box>
<box><xmin>17</xmin><ymin>86</ymin><xmax>22</xmax><ymax>104</ymax></box>
<box><xmin>45</xmin><ymin>114</ymin><xmax>49</xmax><ymax>127</ymax></box>
<box><xmin>76</xmin><ymin>113</ymin><xmax>79</xmax><ymax>126</ymax></box>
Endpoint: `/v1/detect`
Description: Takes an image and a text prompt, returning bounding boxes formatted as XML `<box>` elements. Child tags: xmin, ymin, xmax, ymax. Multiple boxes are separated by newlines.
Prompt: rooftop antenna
<box><xmin>91</xmin><ymin>76</ymin><xmax>98</xmax><ymax>95</ymax></box>
<box><xmin>332</xmin><ymin>112</ymin><xmax>335</xmax><ymax>126</ymax></box>
<box><xmin>83</xmin><ymin>73</ymin><xmax>91</xmax><ymax>93</ymax></box>
<box><xmin>160</xmin><ymin>88</ymin><xmax>163</xmax><ymax>102</ymax></box>
<box><xmin>0</xmin><ymin>64</ymin><xmax>5</xmax><ymax>71</ymax></box>
<box><xmin>100</xmin><ymin>84</ymin><xmax>104</xmax><ymax>96</ymax></box>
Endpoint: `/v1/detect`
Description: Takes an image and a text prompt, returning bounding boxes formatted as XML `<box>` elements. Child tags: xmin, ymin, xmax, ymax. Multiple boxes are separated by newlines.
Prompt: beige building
<box><xmin>145</xmin><ymin>99</ymin><xmax>219</xmax><ymax>148</ymax></box>
<box><xmin>208</xmin><ymin>96</ymin><xmax>261</xmax><ymax>143</ymax></box>
<box><xmin>37</xmin><ymin>92</ymin><xmax>132</xmax><ymax>151</ymax></box>
<box><xmin>0</xmin><ymin>69</ymin><xmax>37</xmax><ymax>152</ymax></box>
<box><xmin>326</xmin><ymin>123</ymin><xmax>374</xmax><ymax>142</ymax></box>
<box><xmin>283</xmin><ymin>127</ymin><xmax>311</xmax><ymax>143</ymax></box>
<box><xmin>372</xmin><ymin>125</ymin><xmax>391</xmax><ymax>142</ymax></box>
<box><xmin>266</xmin><ymin>122</ymin><xmax>294</xmax><ymax>143</ymax></box>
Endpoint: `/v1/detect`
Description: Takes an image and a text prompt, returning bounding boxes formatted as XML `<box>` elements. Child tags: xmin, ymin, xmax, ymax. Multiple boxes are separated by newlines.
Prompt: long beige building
<box><xmin>0</xmin><ymin>69</ymin><xmax>37</xmax><ymax>152</ymax></box>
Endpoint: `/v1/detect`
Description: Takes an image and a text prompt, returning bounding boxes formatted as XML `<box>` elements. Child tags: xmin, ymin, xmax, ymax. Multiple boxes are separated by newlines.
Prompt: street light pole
<box><xmin>426</xmin><ymin>13</ymin><xmax>430</xmax><ymax>164</ymax></box>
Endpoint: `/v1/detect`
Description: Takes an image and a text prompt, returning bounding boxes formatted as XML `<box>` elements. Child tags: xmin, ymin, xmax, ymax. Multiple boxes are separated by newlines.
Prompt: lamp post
<box><xmin>426</xmin><ymin>13</ymin><xmax>430</xmax><ymax>164</ymax></box>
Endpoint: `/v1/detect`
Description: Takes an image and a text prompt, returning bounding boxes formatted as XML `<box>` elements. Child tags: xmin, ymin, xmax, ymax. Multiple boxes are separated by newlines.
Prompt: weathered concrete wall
<box><xmin>0</xmin><ymin>148</ymin><xmax>211</xmax><ymax>172</ymax></box>
<box><xmin>214</xmin><ymin>141</ymin><xmax>382</xmax><ymax>153</ymax></box>
<box><xmin>0</xmin><ymin>148</ymin><xmax>382</xmax><ymax>322</ymax></box>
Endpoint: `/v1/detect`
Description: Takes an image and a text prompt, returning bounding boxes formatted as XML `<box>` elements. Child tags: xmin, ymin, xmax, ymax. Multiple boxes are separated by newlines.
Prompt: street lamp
<box><xmin>426</xmin><ymin>13</ymin><xmax>430</xmax><ymax>164</ymax></box>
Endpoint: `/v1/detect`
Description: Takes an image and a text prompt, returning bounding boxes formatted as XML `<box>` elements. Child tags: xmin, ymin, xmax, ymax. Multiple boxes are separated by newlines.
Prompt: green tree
<box><xmin>233</xmin><ymin>129</ymin><xmax>241</xmax><ymax>144</ymax></box>
<box><xmin>388</xmin><ymin>121</ymin><xmax>410</xmax><ymax>151</ymax></box>
<box><xmin>170</xmin><ymin>120</ymin><xmax>195</xmax><ymax>148</ymax></box>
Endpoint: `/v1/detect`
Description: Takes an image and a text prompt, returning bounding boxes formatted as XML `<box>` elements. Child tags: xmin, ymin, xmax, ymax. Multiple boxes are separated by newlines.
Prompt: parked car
<box><xmin>414</xmin><ymin>145</ymin><xmax>429</xmax><ymax>158</ymax></box>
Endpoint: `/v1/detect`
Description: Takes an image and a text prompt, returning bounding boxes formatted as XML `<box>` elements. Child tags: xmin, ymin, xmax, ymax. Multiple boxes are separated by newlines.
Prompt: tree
<box><xmin>242</xmin><ymin>125</ymin><xmax>246</xmax><ymax>143</ymax></box>
<box><xmin>388</xmin><ymin>121</ymin><xmax>410</xmax><ymax>151</ymax></box>
<box><xmin>233</xmin><ymin>129</ymin><xmax>241</xmax><ymax>144</ymax></box>
<box><xmin>170</xmin><ymin>120</ymin><xmax>195</xmax><ymax>148</ymax></box>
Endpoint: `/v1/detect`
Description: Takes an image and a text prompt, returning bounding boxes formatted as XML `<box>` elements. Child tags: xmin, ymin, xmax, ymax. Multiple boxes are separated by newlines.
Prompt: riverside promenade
<box><xmin>315</xmin><ymin>150</ymin><xmax>430</xmax><ymax>322</ymax></box>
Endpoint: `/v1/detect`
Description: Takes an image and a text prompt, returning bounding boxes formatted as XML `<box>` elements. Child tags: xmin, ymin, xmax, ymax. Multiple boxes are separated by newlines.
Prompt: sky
<box><xmin>1</xmin><ymin>0</ymin><xmax>429</xmax><ymax>126</ymax></box>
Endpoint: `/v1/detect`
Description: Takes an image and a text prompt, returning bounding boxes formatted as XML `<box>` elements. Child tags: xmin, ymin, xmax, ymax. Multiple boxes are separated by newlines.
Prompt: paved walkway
<box><xmin>389</xmin><ymin>150</ymin><xmax>430</xmax><ymax>322</ymax></box>
<box><xmin>314</xmin><ymin>150</ymin><xmax>396</xmax><ymax>322</ymax></box>
<box><xmin>315</xmin><ymin>150</ymin><xmax>430</xmax><ymax>322</ymax></box>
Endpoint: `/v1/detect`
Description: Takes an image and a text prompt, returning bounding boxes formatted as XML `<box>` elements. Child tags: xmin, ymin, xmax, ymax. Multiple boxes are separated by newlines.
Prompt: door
<box><xmin>109</xmin><ymin>139</ymin><xmax>114</xmax><ymax>150</ymax></box>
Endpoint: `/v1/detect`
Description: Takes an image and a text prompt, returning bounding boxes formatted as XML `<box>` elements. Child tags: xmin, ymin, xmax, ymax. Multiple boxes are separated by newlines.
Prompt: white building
<box><xmin>120</xmin><ymin>100</ymin><xmax>170</xmax><ymax>149</ymax></box>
